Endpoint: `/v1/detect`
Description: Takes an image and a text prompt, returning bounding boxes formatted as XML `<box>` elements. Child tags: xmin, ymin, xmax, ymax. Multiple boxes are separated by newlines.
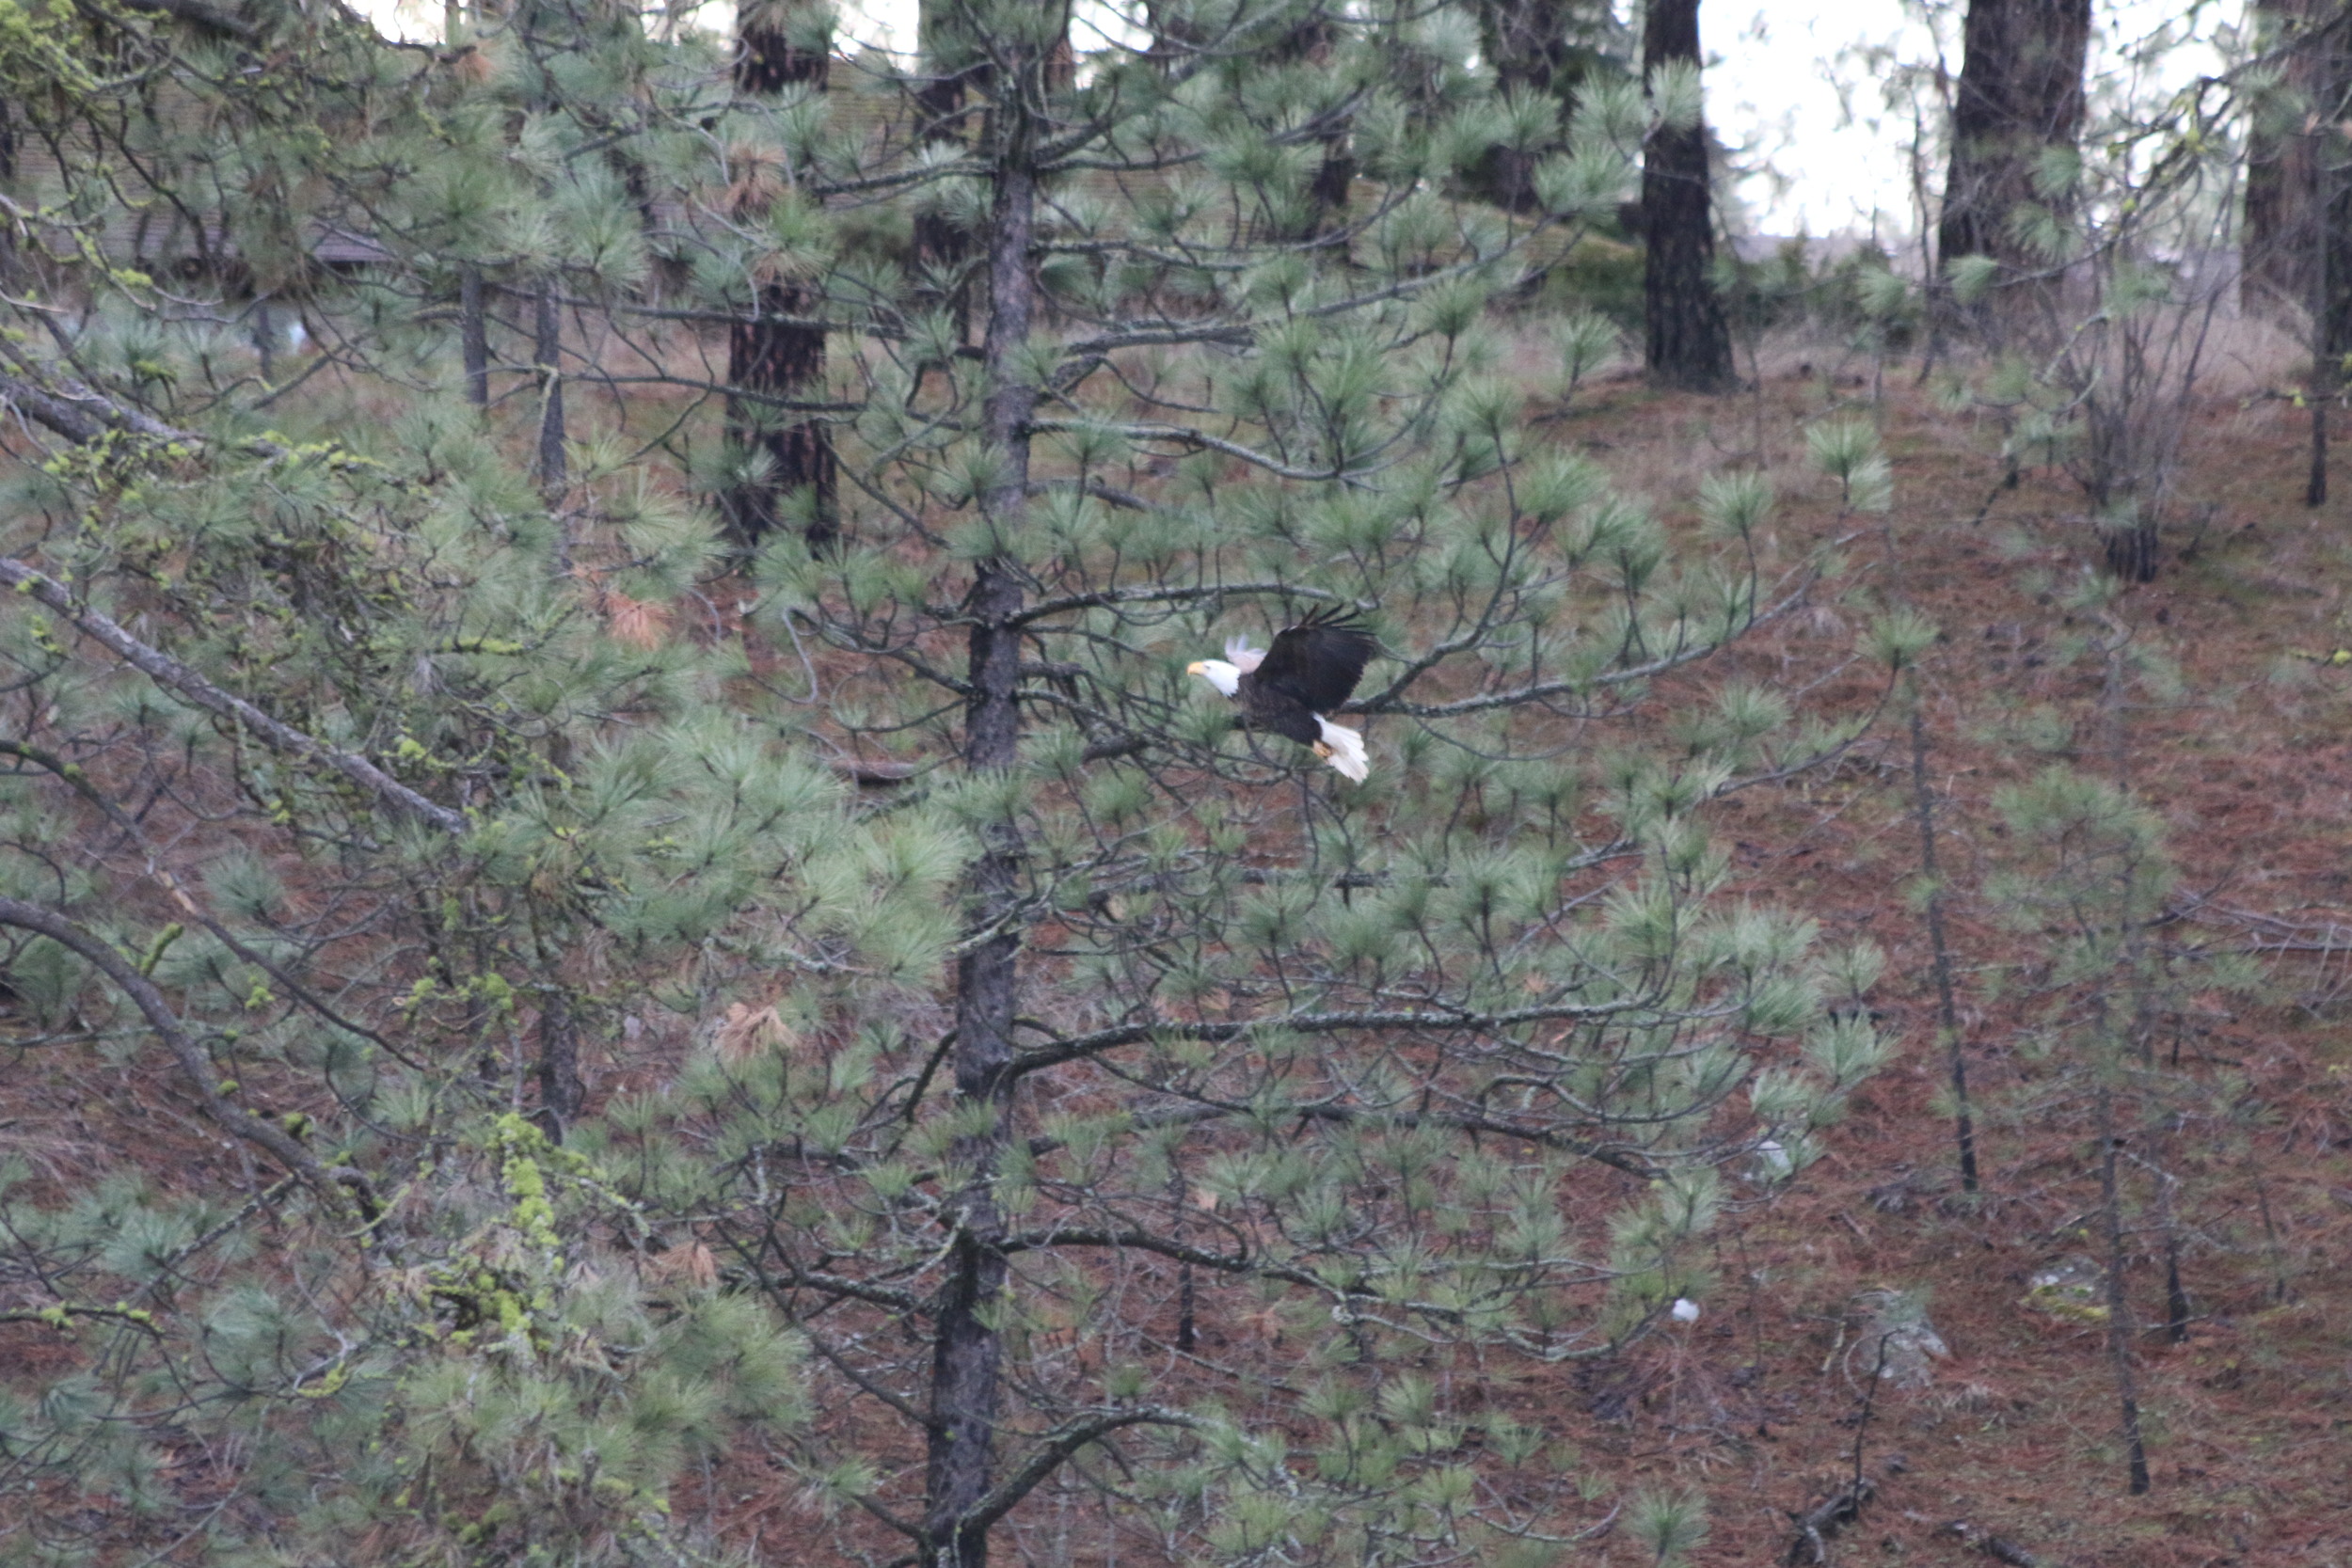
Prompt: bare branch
<box><xmin>0</xmin><ymin>560</ymin><xmax>467</xmax><ymax>835</ymax></box>
<box><xmin>0</xmin><ymin>895</ymin><xmax>353</xmax><ymax>1207</ymax></box>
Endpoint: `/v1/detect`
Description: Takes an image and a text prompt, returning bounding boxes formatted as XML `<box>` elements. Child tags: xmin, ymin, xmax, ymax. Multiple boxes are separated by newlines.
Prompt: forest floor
<box><xmin>1545</xmin><ymin>342</ymin><xmax>2352</xmax><ymax>1568</ymax></box>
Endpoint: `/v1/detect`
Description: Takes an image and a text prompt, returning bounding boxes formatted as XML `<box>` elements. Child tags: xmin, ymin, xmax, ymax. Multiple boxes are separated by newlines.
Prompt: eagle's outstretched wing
<box><xmin>1251</xmin><ymin>607</ymin><xmax>1375</xmax><ymax>716</ymax></box>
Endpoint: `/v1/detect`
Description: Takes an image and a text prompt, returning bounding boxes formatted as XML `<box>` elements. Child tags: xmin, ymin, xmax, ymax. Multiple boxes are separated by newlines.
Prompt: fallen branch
<box><xmin>1937</xmin><ymin>1519</ymin><xmax>2052</xmax><ymax>1568</ymax></box>
<box><xmin>1785</xmin><ymin>1475</ymin><xmax>1873</xmax><ymax>1566</ymax></box>
<box><xmin>1785</xmin><ymin>1452</ymin><xmax>1906</xmax><ymax>1566</ymax></box>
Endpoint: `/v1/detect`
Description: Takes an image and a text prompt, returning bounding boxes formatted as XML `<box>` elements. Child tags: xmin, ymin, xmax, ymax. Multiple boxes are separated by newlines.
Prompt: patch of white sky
<box><xmin>1713</xmin><ymin>0</ymin><xmax>2245</xmax><ymax>244</ymax></box>
<box><xmin>373</xmin><ymin>0</ymin><xmax>2248</xmax><ymax>239</ymax></box>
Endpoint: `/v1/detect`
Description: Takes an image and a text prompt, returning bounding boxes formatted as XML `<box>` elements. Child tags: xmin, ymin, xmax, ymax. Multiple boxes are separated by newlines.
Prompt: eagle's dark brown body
<box><xmin>1188</xmin><ymin>608</ymin><xmax>1376</xmax><ymax>779</ymax></box>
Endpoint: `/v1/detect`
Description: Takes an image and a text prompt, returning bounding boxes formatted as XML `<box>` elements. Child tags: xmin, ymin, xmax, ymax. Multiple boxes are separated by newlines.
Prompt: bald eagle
<box><xmin>1187</xmin><ymin>608</ymin><xmax>1375</xmax><ymax>782</ymax></box>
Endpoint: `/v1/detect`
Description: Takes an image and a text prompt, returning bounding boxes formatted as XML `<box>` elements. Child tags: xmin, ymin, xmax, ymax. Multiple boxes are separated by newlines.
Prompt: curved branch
<box><xmin>1010</xmin><ymin>996</ymin><xmax>1642</xmax><ymax>1077</ymax></box>
<box><xmin>1010</xmin><ymin>580</ymin><xmax>1344</xmax><ymax>627</ymax></box>
<box><xmin>0</xmin><ymin>895</ymin><xmax>350</xmax><ymax>1206</ymax></box>
<box><xmin>966</xmin><ymin>1408</ymin><xmax>1197</xmax><ymax>1538</ymax></box>
<box><xmin>0</xmin><ymin>736</ymin><xmax>421</xmax><ymax>1066</ymax></box>
<box><xmin>0</xmin><ymin>560</ymin><xmax>466</xmax><ymax>835</ymax></box>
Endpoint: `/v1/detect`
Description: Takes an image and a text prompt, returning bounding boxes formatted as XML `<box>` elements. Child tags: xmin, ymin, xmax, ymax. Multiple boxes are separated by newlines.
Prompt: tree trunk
<box><xmin>2095</xmin><ymin>1085</ymin><xmax>2152</xmax><ymax>1496</ymax></box>
<box><xmin>2311</xmin><ymin>16</ymin><xmax>2352</xmax><ymax>508</ymax></box>
<box><xmin>1907</xmin><ymin>699</ymin><xmax>1979</xmax><ymax>1193</ymax></box>
<box><xmin>460</xmin><ymin>267</ymin><xmax>489</xmax><ymax>407</ymax></box>
<box><xmin>1639</xmin><ymin>0</ymin><xmax>1731</xmax><ymax>390</ymax></box>
<box><xmin>1472</xmin><ymin>0</ymin><xmax>1583</xmax><ymax>213</ymax></box>
<box><xmin>914</xmin><ymin>0</ymin><xmax>977</xmax><ymax>334</ymax></box>
<box><xmin>533</xmin><ymin>989</ymin><xmax>583</xmax><ymax>1143</ymax></box>
<box><xmin>534</xmin><ymin>285</ymin><xmax>565</xmax><ymax>498</ymax></box>
<box><xmin>924</xmin><ymin>31</ymin><xmax>1042</xmax><ymax>1568</ymax></box>
<box><xmin>2244</xmin><ymin>0</ymin><xmax>2343</xmax><ymax>317</ymax></box>
<box><xmin>1936</xmin><ymin>0</ymin><xmax>2090</xmax><ymax>281</ymax></box>
<box><xmin>724</xmin><ymin>6</ymin><xmax>837</xmax><ymax>547</ymax></box>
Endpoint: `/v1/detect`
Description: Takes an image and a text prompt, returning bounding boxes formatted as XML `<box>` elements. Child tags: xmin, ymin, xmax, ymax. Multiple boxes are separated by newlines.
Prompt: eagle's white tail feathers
<box><xmin>1314</xmin><ymin>717</ymin><xmax>1369</xmax><ymax>783</ymax></box>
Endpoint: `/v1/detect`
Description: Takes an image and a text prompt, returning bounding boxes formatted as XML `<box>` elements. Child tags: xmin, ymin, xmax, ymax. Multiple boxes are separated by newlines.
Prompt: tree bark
<box><xmin>1471</xmin><ymin>0</ymin><xmax>1593</xmax><ymax>213</ymax></box>
<box><xmin>724</xmin><ymin>4</ymin><xmax>837</xmax><ymax>547</ymax></box>
<box><xmin>2244</xmin><ymin>0</ymin><xmax>2344</xmax><ymax>317</ymax></box>
<box><xmin>534</xmin><ymin>285</ymin><xmax>565</xmax><ymax>498</ymax></box>
<box><xmin>914</xmin><ymin>0</ymin><xmax>977</xmax><ymax>335</ymax></box>
<box><xmin>1936</xmin><ymin>0</ymin><xmax>2090</xmax><ymax>280</ymax></box>
<box><xmin>534</xmin><ymin>989</ymin><xmax>584</xmax><ymax>1143</ymax></box>
<box><xmin>924</xmin><ymin>28</ymin><xmax>1042</xmax><ymax>1568</ymax></box>
<box><xmin>1639</xmin><ymin>0</ymin><xmax>1731</xmax><ymax>390</ymax></box>
<box><xmin>2310</xmin><ymin>16</ymin><xmax>2352</xmax><ymax>507</ymax></box>
<box><xmin>2095</xmin><ymin>1085</ymin><xmax>2152</xmax><ymax>1496</ymax></box>
<box><xmin>460</xmin><ymin>267</ymin><xmax>489</xmax><ymax>407</ymax></box>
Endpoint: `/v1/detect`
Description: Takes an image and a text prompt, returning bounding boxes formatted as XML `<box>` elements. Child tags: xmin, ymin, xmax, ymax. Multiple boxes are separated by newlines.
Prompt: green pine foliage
<box><xmin>0</xmin><ymin>0</ymin><xmax>1893</xmax><ymax>1563</ymax></box>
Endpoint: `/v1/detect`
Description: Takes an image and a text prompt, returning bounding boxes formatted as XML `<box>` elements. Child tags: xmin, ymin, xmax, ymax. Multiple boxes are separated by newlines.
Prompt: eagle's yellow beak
<box><xmin>1184</xmin><ymin>661</ymin><xmax>1207</xmax><ymax>675</ymax></box>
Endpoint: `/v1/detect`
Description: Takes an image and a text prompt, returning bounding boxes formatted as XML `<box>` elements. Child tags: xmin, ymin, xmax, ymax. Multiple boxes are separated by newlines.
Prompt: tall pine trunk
<box><xmin>2244</xmin><ymin>0</ymin><xmax>2348</xmax><ymax>318</ymax></box>
<box><xmin>2302</xmin><ymin>11</ymin><xmax>2352</xmax><ymax>504</ymax></box>
<box><xmin>724</xmin><ymin>3</ymin><xmax>837</xmax><ymax>547</ymax></box>
<box><xmin>914</xmin><ymin>0</ymin><xmax>977</xmax><ymax>335</ymax></box>
<box><xmin>1639</xmin><ymin>0</ymin><xmax>1731</xmax><ymax>390</ymax></box>
<box><xmin>1473</xmin><ymin>0</ymin><xmax>1577</xmax><ymax>214</ymax></box>
<box><xmin>924</xmin><ymin>22</ymin><xmax>1044</xmax><ymax>1567</ymax></box>
<box><xmin>1936</xmin><ymin>0</ymin><xmax>2090</xmax><ymax>299</ymax></box>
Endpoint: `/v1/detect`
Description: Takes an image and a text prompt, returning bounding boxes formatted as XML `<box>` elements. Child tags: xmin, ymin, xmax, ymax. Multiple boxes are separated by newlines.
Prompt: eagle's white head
<box><xmin>1185</xmin><ymin>658</ymin><xmax>1242</xmax><ymax>697</ymax></box>
<box><xmin>1186</xmin><ymin>635</ymin><xmax>1263</xmax><ymax>697</ymax></box>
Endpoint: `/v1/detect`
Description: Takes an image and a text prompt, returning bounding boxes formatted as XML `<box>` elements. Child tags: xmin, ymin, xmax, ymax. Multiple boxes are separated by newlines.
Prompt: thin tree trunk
<box><xmin>2159</xmin><ymin>1186</ymin><xmax>2191</xmax><ymax>1342</ymax></box>
<box><xmin>534</xmin><ymin>989</ymin><xmax>583</xmax><ymax>1143</ymax></box>
<box><xmin>2310</xmin><ymin>389</ymin><xmax>2328</xmax><ymax>507</ymax></box>
<box><xmin>2095</xmin><ymin>1084</ymin><xmax>2152</xmax><ymax>1495</ymax></box>
<box><xmin>252</xmin><ymin>296</ymin><xmax>276</xmax><ymax>382</ymax></box>
<box><xmin>1639</xmin><ymin>0</ymin><xmax>1731</xmax><ymax>390</ymax></box>
<box><xmin>1907</xmin><ymin>697</ymin><xmax>1979</xmax><ymax>1193</ymax></box>
<box><xmin>461</xmin><ymin>267</ymin><xmax>489</xmax><ymax>407</ymax></box>
<box><xmin>725</xmin><ymin>6</ymin><xmax>837</xmax><ymax>546</ymax></box>
<box><xmin>534</xmin><ymin>285</ymin><xmax>565</xmax><ymax>498</ymax></box>
<box><xmin>923</xmin><ymin>33</ymin><xmax>1042</xmax><ymax>1568</ymax></box>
